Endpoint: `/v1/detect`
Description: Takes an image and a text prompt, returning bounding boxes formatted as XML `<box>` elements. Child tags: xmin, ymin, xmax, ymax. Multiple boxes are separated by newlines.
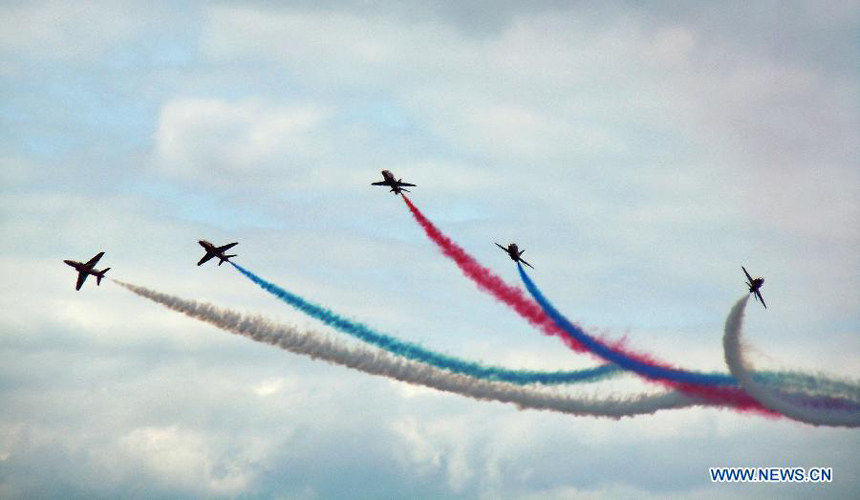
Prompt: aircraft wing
<box><xmin>371</xmin><ymin>181</ymin><xmax>388</xmax><ymax>186</ymax></box>
<box><xmin>742</xmin><ymin>266</ymin><xmax>753</xmax><ymax>283</ymax></box>
<box><xmin>520</xmin><ymin>258</ymin><xmax>534</xmax><ymax>269</ymax></box>
<box><xmin>197</xmin><ymin>253</ymin><xmax>215</xmax><ymax>266</ymax></box>
<box><xmin>395</xmin><ymin>181</ymin><xmax>416</xmax><ymax>187</ymax></box>
<box><xmin>84</xmin><ymin>252</ymin><xmax>105</xmax><ymax>269</ymax></box>
<box><xmin>755</xmin><ymin>290</ymin><xmax>767</xmax><ymax>309</ymax></box>
<box><xmin>494</xmin><ymin>242</ymin><xmax>508</xmax><ymax>252</ymax></box>
<box><xmin>216</xmin><ymin>242</ymin><xmax>238</xmax><ymax>252</ymax></box>
<box><xmin>75</xmin><ymin>272</ymin><xmax>88</xmax><ymax>291</ymax></box>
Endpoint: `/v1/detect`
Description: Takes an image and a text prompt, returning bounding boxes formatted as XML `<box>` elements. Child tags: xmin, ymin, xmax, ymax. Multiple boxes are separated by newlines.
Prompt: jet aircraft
<box><xmin>742</xmin><ymin>266</ymin><xmax>766</xmax><ymax>309</ymax></box>
<box><xmin>372</xmin><ymin>170</ymin><xmax>415</xmax><ymax>194</ymax></box>
<box><xmin>64</xmin><ymin>251</ymin><xmax>110</xmax><ymax>291</ymax></box>
<box><xmin>495</xmin><ymin>242</ymin><xmax>534</xmax><ymax>269</ymax></box>
<box><xmin>198</xmin><ymin>240</ymin><xmax>238</xmax><ymax>266</ymax></box>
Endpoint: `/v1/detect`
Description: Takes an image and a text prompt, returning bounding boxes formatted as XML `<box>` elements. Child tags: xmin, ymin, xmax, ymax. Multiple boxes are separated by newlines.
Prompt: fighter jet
<box><xmin>742</xmin><ymin>266</ymin><xmax>766</xmax><ymax>309</ymax></box>
<box><xmin>198</xmin><ymin>240</ymin><xmax>238</xmax><ymax>266</ymax></box>
<box><xmin>495</xmin><ymin>242</ymin><xmax>534</xmax><ymax>269</ymax></box>
<box><xmin>64</xmin><ymin>251</ymin><xmax>110</xmax><ymax>291</ymax></box>
<box><xmin>372</xmin><ymin>170</ymin><xmax>415</xmax><ymax>195</ymax></box>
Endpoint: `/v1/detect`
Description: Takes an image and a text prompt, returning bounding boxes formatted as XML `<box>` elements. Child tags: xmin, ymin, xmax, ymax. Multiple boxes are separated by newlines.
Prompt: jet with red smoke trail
<box><xmin>64</xmin><ymin>251</ymin><xmax>110</xmax><ymax>291</ymax></box>
<box><xmin>496</xmin><ymin>242</ymin><xmax>534</xmax><ymax>269</ymax></box>
<box><xmin>198</xmin><ymin>240</ymin><xmax>238</xmax><ymax>266</ymax></box>
<box><xmin>372</xmin><ymin>170</ymin><xmax>415</xmax><ymax>194</ymax></box>
<box><xmin>742</xmin><ymin>266</ymin><xmax>766</xmax><ymax>309</ymax></box>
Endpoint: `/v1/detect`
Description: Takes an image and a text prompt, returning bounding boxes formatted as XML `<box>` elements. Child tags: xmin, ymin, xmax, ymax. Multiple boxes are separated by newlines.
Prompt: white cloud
<box><xmin>642</xmin><ymin>26</ymin><xmax>697</xmax><ymax>65</ymax></box>
<box><xmin>391</xmin><ymin>417</ymin><xmax>443</xmax><ymax>474</ymax></box>
<box><xmin>253</xmin><ymin>377</ymin><xmax>292</xmax><ymax>397</ymax></box>
<box><xmin>154</xmin><ymin>97</ymin><xmax>331</xmax><ymax>182</ymax></box>
<box><xmin>0</xmin><ymin>1</ymin><xmax>143</xmax><ymax>61</ymax></box>
<box><xmin>120</xmin><ymin>426</ymin><xmax>253</xmax><ymax>495</ymax></box>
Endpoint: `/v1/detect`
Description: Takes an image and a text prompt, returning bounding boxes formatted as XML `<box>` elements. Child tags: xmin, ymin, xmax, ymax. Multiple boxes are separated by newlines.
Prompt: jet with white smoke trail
<box><xmin>723</xmin><ymin>297</ymin><xmax>860</xmax><ymax>428</ymax></box>
<box><xmin>111</xmin><ymin>278</ymin><xmax>707</xmax><ymax>419</ymax></box>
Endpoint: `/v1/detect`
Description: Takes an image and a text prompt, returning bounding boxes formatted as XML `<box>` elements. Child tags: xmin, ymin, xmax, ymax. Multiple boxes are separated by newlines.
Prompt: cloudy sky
<box><xmin>1</xmin><ymin>1</ymin><xmax>858</xmax><ymax>498</ymax></box>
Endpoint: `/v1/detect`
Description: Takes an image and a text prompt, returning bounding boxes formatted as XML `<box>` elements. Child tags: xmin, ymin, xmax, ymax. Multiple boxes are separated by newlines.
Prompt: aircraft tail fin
<box><xmin>218</xmin><ymin>255</ymin><xmax>237</xmax><ymax>265</ymax></box>
<box><xmin>96</xmin><ymin>268</ymin><xmax>110</xmax><ymax>285</ymax></box>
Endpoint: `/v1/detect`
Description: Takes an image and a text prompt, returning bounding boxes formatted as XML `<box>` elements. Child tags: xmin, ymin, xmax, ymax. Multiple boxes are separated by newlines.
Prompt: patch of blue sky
<box><xmin>107</xmin><ymin>40</ymin><xmax>197</xmax><ymax>71</ymax></box>
<box><xmin>120</xmin><ymin>179</ymin><xmax>281</xmax><ymax>230</ymax></box>
<box><xmin>2</xmin><ymin>74</ymin><xmax>155</xmax><ymax>156</ymax></box>
<box><xmin>339</xmin><ymin>99</ymin><xmax>414</xmax><ymax>131</ymax></box>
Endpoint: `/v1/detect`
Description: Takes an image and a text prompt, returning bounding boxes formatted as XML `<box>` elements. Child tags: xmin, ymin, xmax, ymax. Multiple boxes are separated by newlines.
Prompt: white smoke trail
<box><xmin>114</xmin><ymin>279</ymin><xmax>708</xmax><ymax>419</ymax></box>
<box><xmin>723</xmin><ymin>296</ymin><xmax>860</xmax><ymax>428</ymax></box>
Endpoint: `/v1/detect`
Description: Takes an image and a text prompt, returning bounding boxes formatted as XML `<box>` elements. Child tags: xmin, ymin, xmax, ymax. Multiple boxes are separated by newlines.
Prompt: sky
<box><xmin>1</xmin><ymin>1</ymin><xmax>859</xmax><ymax>498</ymax></box>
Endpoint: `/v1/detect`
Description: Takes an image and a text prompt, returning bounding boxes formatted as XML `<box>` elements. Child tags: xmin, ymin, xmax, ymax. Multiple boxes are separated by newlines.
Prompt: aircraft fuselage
<box><xmin>372</xmin><ymin>170</ymin><xmax>415</xmax><ymax>195</ymax></box>
<box><xmin>495</xmin><ymin>242</ymin><xmax>533</xmax><ymax>268</ymax></box>
<box><xmin>748</xmin><ymin>277</ymin><xmax>764</xmax><ymax>293</ymax></box>
<box><xmin>64</xmin><ymin>251</ymin><xmax>109</xmax><ymax>290</ymax></box>
<box><xmin>197</xmin><ymin>240</ymin><xmax>238</xmax><ymax>266</ymax></box>
<box><xmin>742</xmin><ymin>266</ymin><xmax>766</xmax><ymax>309</ymax></box>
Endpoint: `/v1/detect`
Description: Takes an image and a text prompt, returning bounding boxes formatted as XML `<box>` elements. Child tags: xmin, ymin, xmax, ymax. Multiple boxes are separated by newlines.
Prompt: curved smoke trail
<box><xmin>723</xmin><ymin>297</ymin><xmax>860</xmax><ymax>427</ymax></box>
<box><xmin>516</xmin><ymin>262</ymin><xmax>770</xmax><ymax>412</ymax></box>
<box><xmin>400</xmin><ymin>195</ymin><xmax>769</xmax><ymax>410</ymax></box>
<box><xmin>519</xmin><ymin>264</ymin><xmax>860</xmax><ymax>414</ymax></box>
<box><xmin>111</xmin><ymin>279</ymin><xmax>707</xmax><ymax>419</ymax></box>
<box><xmin>230</xmin><ymin>262</ymin><xmax>620</xmax><ymax>385</ymax></box>
<box><xmin>754</xmin><ymin>372</ymin><xmax>860</xmax><ymax>402</ymax></box>
<box><xmin>232</xmin><ymin>261</ymin><xmax>858</xmax><ymax>401</ymax></box>
<box><xmin>401</xmin><ymin>195</ymin><xmax>586</xmax><ymax>353</ymax></box>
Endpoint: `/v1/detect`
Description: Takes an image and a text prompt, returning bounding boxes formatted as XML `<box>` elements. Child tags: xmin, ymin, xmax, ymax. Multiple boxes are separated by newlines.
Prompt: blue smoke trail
<box><xmin>518</xmin><ymin>263</ymin><xmax>860</xmax><ymax>406</ymax></box>
<box><xmin>231</xmin><ymin>262</ymin><xmax>620</xmax><ymax>385</ymax></box>
<box><xmin>113</xmin><ymin>278</ymin><xmax>704</xmax><ymax>419</ymax></box>
<box><xmin>518</xmin><ymin>263</ymin><xmax>742</xmax><ymax>386</ymax></box>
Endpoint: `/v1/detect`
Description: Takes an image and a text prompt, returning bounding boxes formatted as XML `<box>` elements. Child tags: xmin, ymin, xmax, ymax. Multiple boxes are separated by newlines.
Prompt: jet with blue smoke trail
<box><xmin>198</xmin><ymin>240</ymin><xmax>238</xmax><ymax>266</ymax></box>
<box><xmin>517</xmin><ymin>262</ymin><xmax>860</xmax><ymax>414</ymax></box>
<box><xmin>495</xmin><ymin>242</ymin><xmax>534</xmax><ymax>269</ymax></box>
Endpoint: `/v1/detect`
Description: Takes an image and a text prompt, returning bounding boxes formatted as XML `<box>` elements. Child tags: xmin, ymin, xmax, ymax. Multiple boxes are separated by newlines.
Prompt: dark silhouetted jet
<box><xmin>742</xmin><ymin>266</ymin><xmax>766</xmax><ymax>309</ymax></box>
<box><xmin>495</xmin><ymin>242</ymin><xmax>534</xmax><ymax>269</ymax></box>
<box><xmin>64</xmin><ymin>252</ymin><xmax>110</xmax><ymax>291</ymax></box>
<box><xmin>198</xmin><ymin>240</ymin><xmax>238</xmax><ymax>266</ymax></box>
<box><xmin>372</xmin><ymin>170</ymin><xmax>415</xmax><ymax>195</ymax></box>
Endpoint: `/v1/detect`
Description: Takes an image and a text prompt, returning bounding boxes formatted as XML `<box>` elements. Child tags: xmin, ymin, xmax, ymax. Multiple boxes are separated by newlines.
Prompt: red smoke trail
<box><xmin>402</xmin><ymin>195</ymin><xmax>776</xmax><ymax>414</ymax></box>
<box><xmin>401</xmin><ymin>194</ymin><xmax>586</xmax><ymax>353</ymax></box>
